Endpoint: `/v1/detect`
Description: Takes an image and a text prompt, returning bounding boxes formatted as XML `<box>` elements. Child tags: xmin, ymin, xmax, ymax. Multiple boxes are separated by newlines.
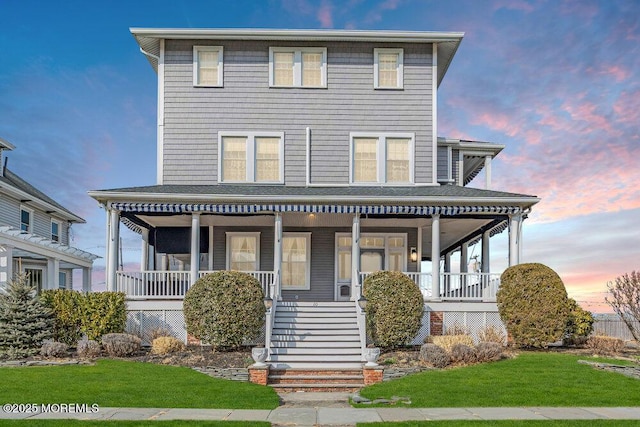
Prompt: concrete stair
<box><xmin>268</xmin><ymin>301</ymin><xmax>365</xmax><ymax>390</ymax></box>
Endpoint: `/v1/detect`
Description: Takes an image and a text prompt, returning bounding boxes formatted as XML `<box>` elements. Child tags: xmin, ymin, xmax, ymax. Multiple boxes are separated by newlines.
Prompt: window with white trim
<box><xmin>281</xmin><ymin>233</ymin><xmax>311</xmax><ymax>290</ymax></box>
<box><xmin>374</xmin><ymin>48</ymin><xmax>403</xmax><ymax>89</ymax></box>
<box><xmin>350</xmin><ymin>133</ymin><xmax>414</xmax><ymax>184</ymax></box>
<box><xmin>226</xmin><ymin>232</ymin><xmax>260</xmax><ymax>272</ymax></box>
<box><xmin>20</xmin><ymin>207</ymin><xmax>33</xmax><ymax>233</ymax></box>
<box><xmin>219</xmin><ymin>132</ymin><xmax>284</xmax><ymax>183</ymax></box>
<box><xmin>269</xmin><ymin>47</ymin><xmax>327</xmax><ymax>88</ymax></box>
<box><xmin>193</xmin><ymin>46</ymin><xmax>223</xmax><ymax>87</ymax></box>
<box><xmin>51</xmin><ymin>220</ymin><xmax>61</xmax><ymax>242</ymax></box>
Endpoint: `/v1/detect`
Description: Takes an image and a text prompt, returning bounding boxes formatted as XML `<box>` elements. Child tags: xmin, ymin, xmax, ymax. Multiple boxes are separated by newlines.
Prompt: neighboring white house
<box><xmin>89</xmin><ymin>28</ymin><xmax>539</xmax><ymax>369</ymax></box>
<box><xmin>0</xmin><ymin>137</ymin><xmax>98</xmax><ymax>292</ymax></box>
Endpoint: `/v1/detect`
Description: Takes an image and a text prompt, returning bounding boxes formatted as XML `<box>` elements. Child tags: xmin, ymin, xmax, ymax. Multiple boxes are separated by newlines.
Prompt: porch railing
<box><xmin>117</xmin><ymin>270</ymin><xmax>275</xmax><ymax>299</ymax></box>
<box><xmin>360</xmin><ymin>272</ymin><xmax>501</xmax><ymax>302</ymax></box>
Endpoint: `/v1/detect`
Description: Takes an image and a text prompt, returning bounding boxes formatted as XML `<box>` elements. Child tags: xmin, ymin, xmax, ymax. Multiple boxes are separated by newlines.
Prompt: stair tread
<box><xmin>269</xmin><ymin>383</ymin><xmax>364</xmax><ymax>388</ymax></box>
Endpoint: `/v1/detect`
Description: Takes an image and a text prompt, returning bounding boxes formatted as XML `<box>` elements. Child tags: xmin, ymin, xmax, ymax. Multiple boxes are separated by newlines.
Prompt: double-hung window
<box><xmin>269</xmin><ymin>47</ymin><xmax>327</xmax><ymax>88</ymax></box>
<box><xmin>226</xmin><ymin>232</ymin><xmax>260</xmax><ymax>272</ymax></box>
<box><xmin>193</xmin><ymin>46</ymin><xmax>223</xmax><ymax>87</ymax></box>
<box><xmin>219</xmin><ymin>132</ymin><xmax>284</xmax><ymax>183</ymax></box>
<box><xmin>20</xmin><ymin>207</ymin><xmax>32</xmax><ymax>233</ymax></box>
<box><xmin>350</xmin><ymin>133</ymin><xmax>414</xmax><ymax>184</ymax></box>
<box><xmin>374</xmin><ymin>48</ymin><xmax>403</xmax><ymax>89</ymax></box>
<box><xmin>51</xmin><ymin>220</ymin><xmax>61</xmax><ymax>242</ymax></box>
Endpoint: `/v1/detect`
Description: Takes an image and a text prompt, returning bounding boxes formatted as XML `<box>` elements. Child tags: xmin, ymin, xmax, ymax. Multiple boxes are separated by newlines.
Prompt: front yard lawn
<box><xmin>358</xmin><ymin>422</ymin><xmax>640</xmax><ymax>427</ymax></box>
<box><xmin>0</xmin><ymin>359</ymin><xmax>279</xmax><ymax>409</ymax></box>
<box><xmin>358</xmin><ymin>352</ymin><xmax>640</xmax><ymax>407</ymax></box>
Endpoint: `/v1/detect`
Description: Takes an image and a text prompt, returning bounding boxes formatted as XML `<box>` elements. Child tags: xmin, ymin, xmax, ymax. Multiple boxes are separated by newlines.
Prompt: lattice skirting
<box><xmin>442</xmin><ymin>311</ymin><xmax>507</xmax><ymax>343</ymax></box>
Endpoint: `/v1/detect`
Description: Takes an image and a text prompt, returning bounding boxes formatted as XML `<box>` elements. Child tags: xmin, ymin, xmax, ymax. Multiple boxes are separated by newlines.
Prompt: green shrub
<box><xmin>41</xmin><ymin>290</ymin><xmax>126</xmax><ymax>343</ymax></box>
<box><xmin>363</xmin><ymin>271</ymin><xmax>424</xmax><ymax>348</ymax></box>
<box><xmin>0</xmin><ymin>273</ymin><xmax>53</xmax><ymax>359</ymax></box>
<box><xmin>183</xmin><ymin>271</ymin><xmax>265</xmax><ymax>350</ymax></box>
<box><xmin>497</xmin><ymin>263</ymin><xmax>570</xmax><ymax>348</ymax></box>
<box><xmin>431</xmin><ymin>334</ymin><xmax>475</xmax><ymax>353</ymax></box>
<box><xmin>419</xmin><ymin>343</ymin><xmax>450</xmax><ymax>368</ymax></box>
<box><xmin>102</xmin><ymin>333</ymin><xmax>141</xmax><ymax>357</ymax></box>
<box><xmin>565</xmin><ymin>298</ymin><xmax>594</xmax><ymax>345</ymax></box>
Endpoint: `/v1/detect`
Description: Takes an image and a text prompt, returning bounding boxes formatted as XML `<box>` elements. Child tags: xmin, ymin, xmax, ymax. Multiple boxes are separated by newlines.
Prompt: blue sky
<box><xmin>1</xmin><ymin>0</ymin><xmax>638</xmax><ymax>311</ymax></box>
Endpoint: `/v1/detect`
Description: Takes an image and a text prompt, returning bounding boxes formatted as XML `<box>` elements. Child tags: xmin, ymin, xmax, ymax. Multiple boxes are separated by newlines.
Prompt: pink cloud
<box><xmin>317</xmin><ymin>0</ymin><xmax>333</xmax><ymax>28</ymax></box>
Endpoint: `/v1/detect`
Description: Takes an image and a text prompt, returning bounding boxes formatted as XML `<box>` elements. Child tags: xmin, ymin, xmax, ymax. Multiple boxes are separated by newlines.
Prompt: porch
<box><xmin>116</xmin><ymin>270</ymin><xmax>501</xmax><ymax>302</ymax></box>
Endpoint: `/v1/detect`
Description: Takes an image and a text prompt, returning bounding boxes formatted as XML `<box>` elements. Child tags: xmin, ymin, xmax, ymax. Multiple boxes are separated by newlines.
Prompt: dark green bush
<box><xmin>41</xmin><ymin>290</ymin><xmax>126</xmax><ymax>343</ymax></box>
<box><xmin>183</xmin><ymin>271</ymin><xmax>265</xmax><ymax>350</ymax></box>
<box><xmin>363</xmin><ymin>271</ymin><xmax>424</xmax><ymax>348</ymax></box>
<box><xmin>565</xmin><ymin>298</ymin><xmax>594</xmax><ymax>345</ymax></box>
<box><xmin>497</xmin><ymin>263</ymin><xmax>570</xmax><ymax>348</ymax></box>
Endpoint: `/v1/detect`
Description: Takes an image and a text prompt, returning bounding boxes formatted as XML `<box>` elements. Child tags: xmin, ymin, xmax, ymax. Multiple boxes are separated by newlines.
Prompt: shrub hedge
<box><xmin>363</xmin><ymin>271</ymin><xmax>424</xmax><ymax>348</ymax></box>
<box><xmin>183</xmin><ymin>271</ymin><xmax>265</xmax><ymax>350</ymax></box>
<box><xmin>41</xmin><ymin>290</ymin><xmax>127</xmax><ymax>344</ymax></box>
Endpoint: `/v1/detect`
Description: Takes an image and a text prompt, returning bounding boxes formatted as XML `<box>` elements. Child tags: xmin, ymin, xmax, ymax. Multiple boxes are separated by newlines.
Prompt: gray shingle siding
<box><xmin>162</xmin><ymin>39</ymin><xmax>434</xmax><ymax>186</ymax></box>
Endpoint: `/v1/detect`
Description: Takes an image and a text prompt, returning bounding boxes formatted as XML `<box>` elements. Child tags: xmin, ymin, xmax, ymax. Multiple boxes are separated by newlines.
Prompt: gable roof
<box><xmin>0</xmin><ymin>167</ymin><xmax>85</xmax><ymax>223</ymax></box>
<box><xmin>130</xmin><ymin>28</ymin><xmax>464</xmax><ymax>87</ymax></box>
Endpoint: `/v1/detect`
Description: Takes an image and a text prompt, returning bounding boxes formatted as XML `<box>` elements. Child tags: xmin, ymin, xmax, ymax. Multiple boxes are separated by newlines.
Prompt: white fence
<box><xmin>593</xmin><ymin>315</ymin><xmax>640</xmax><ymax>341</ymax></box>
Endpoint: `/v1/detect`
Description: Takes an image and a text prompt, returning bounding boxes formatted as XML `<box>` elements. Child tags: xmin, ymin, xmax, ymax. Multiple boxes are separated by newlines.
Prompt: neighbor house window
<box><xmin>281</xmin><ymin>233</ymin><xmax>311</xmax><ymax>290</ymax></box>
<box><xmin>58</xmin><ymin>272</ymin><xmax>67</xmax><ymax>290</ymax></box>
<box><xmin>226</xmin><ymin>232</ymin><xmax>260</xmax><ymax>272</ymax></box>
<box><xmin>269</xmin><ymin>47</ymin><xmax>327</xmax><ymax>88</ymax></box>
<box><xmin>20</xmin><ymin>207</ymin><xmax>32</xmax><ymax>233</ymax></box>
<box><xmin>51</xmin><ymin>220</ymin><xmax>61</xmax><ymax>242</ymax></box>
<box><xmin>193</xmin><ymin>46</ymin><xmax>223</xmax><ymax>87</ymax></box>
<box><xmin>374</xmin><ymin>48</ymin><xmax>403</xmax><ymax>89</ymax></box>
<box><xmin>350</xmin><ymin>133</ymin><xmax>414</xmax><ymax>184</ymax></box>
<box><xmin>219</xmin><ymin>132</ymin><xmax>284</xmax><ymax>183</ymax></box>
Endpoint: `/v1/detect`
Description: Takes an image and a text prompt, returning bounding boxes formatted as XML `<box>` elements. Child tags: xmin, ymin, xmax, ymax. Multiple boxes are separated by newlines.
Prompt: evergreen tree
<box><xmin>0</xmin><ymin>273</ymin><xmax>53</xmax><ymax>359</ymax></box>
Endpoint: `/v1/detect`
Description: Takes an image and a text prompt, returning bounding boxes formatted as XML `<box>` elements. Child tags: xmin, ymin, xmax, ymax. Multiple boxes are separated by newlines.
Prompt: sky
<box><xmin>1</xmin><ymin>0</ymin><xmax>638</xmax><ymax>312</ymax></box>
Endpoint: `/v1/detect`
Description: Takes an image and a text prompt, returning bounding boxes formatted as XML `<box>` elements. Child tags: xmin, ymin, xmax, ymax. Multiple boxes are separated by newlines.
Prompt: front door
<box><xmin>360</xmin><ymin>249</ymin><xmax>384</xmax><ymax>273</ymax></box>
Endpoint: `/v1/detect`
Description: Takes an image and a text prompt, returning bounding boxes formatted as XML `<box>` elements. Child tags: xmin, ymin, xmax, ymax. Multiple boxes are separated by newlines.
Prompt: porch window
<box><xmin>219</xmin><ymin>132</ymin><xmax>284</xmax><ymax>183</ymax></box>
<box><xmin>193</xmin><ymin>46</ymin><xmax>223</xmax><ymax>87</ymax></box>
<box><xmin>269</xmin><ymin>47</ymin><xmax>327</xmax><ymax>88</ymax></box>
<box><xmin>226</xmin><ymin>232</ymin><xmax>260</xmax><ymax>271</ymax></box>
<box><xmin>350</xmin><ymin>133</ymin><xmax>414</xmax><ymax>184</ymax></box>
<box><xmin>281</xmin><ymin>233</ymin><xmax>311</xmax><ymax>290</ymax></box>
<box><xmin>20</xmin><ymin>207</ymin><xmax>32</xmax><ymax>233</ymax></box>
<box><xmin>374</xmin><ymin>48</ymin><xmax>403</xmax><ymax>89</ymax></box>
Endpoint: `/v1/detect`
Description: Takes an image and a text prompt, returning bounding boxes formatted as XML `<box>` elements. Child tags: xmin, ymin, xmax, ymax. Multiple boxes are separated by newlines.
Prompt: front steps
<box><xmin>267</xmin><ymin>301</ymin><xmax>365</xmax><ymax>391</ymax></box>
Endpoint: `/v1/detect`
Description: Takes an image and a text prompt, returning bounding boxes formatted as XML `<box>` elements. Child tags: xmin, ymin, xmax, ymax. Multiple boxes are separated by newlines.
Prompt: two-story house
<box><xmin>89</xmin><ymin>29</ymin><xmax>539</xmax><ymax>370</ymax></box>
<box><xmin>0</xmin><ymin>138</ymin><xmax>97</xmax><ymax>292</ymax></box>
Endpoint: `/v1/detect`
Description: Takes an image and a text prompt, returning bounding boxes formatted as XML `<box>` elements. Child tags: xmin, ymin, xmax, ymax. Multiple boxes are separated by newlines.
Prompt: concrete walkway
<box><xmin>3</xmin><ymin>394</ymin><xmax>640</xmax><ymax>424</ymax></box>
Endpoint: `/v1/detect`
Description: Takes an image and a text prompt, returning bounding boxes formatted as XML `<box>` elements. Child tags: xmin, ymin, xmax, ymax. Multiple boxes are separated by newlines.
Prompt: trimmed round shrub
<box><xmin>101</xmin><ymin>333</ymin><xmax>141</xmax><ymax>357</ymax></box>
<box><xmin>363</xmin><ymin>271</ymin><xmax>424</xmax><ymax>348</ymax></box>
<box><xmin>151</xmin><ymin>336</ymin><xmax>185</xmax><ymax>355</ymax></box>
<box><xmin>76</xmin><ymin>339</ymin><xmax>101</xmax><ymax>358</ymax></box>
<box><xmin>475</xmin><ymin>341</ymin><xmax>504</xmax><ymax>362</ymax></box>
<box><xmin>450</xmin><ymin>343</ymin><xmax>477</xmax><ymax>364</ymax></box>
<box><xmin>496</xmin><ymin>263</ymin><xmax>570</xmax><ymax>348</ymax></box>
<box><xmin>40</xmin><ymin>341</ymin><xmax>68</xmax><ymax>358</ymax></box>
<box><xmin>183</xmin><ymin>271</ymin><xmax>265</xmax><ymax>350</ymax></box>
<box><xmin>419</xmin><ymin>343</ymin><xmax>450</xmax><ymax>368</ymax></box>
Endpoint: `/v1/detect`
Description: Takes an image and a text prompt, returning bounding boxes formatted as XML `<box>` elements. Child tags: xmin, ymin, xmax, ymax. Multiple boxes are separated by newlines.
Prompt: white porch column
<box><xmin>47</xmin><ymin>258</ymin><xmax>60</xmax><ymax>290</ymax></box>
<box><xmin>351</xmin><ymin>214</ymin><xmax>361</xmax><ymax>300</ymax></box>
<box><xmin>484</xmin><ymin>155</ymin><xmax>492</xmax><ymax>189</ymax></box>
<box><xmin>481</xmin><ymin>230</ymin><xmax>491</xmax><ymax>273</ymax></box>
<box><xmin>444</xmin><ymin>252</ymin><xmax>451</xmax><ymax>273</ymax></box>
<box><xmin>190</xmin><ymin>213</ymin><xmax>200</xmax><ymax>285</ymax></box>
<box><xmin>106</xmin><ymin>208</ymin><xmax>120</xmax><ymax>292</ymax></box>
<box><xmin>273</xmin><ymin>213</ymin><xmax>282</xmax><ymax>300</ymax></box>
<box><xmin>0</xmin><ymin>245</ymin><xmax>13</xmax><ymax>288</ymax></box>
<box><xmin>460</xmin><ymin>242</ymin><xmax>468</xmax><ymax>273</ymax></box>
<box><xmin>140</xmin><ymin>228</ymin><xmax>149</xmax><ymax>271</ymax></box>
<box><xmin>431</xmin><ymin>214</ymin><xmax>440</xmax><ymax>297</ymax></box>
<box><xmin>509</xmin><ymin>214</ymin><xmax>521</xmax><ymax>266</ymax></box>
<box><xmin>208</xmin><ymin>225</ymin><xmax>214</xmax><ymax>270</ymax></box>
<box><xmin>82</xmin><ymin>267</ymin><xmax>92</xmax><ymax>292</ymax></box>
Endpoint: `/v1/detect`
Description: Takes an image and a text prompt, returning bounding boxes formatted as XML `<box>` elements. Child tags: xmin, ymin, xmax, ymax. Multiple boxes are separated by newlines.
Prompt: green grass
<box><xmin>0</xmin><ymin>422</ymin><xmax>268</xmax><ymax>427</ymax></box>
<box><xmin>0</xmin><ymin>359</ymin><xmax>279</xmax><ymax>409</ymax></box>
<box><xmin>359</xmin><ymin>352</ymin><xmax>640</xmax><ymax>407</ymax></box>
<box><xmin>358</xmin><ymin>422</ymin><xmax>640</xmax><ymax>427</ymax></box>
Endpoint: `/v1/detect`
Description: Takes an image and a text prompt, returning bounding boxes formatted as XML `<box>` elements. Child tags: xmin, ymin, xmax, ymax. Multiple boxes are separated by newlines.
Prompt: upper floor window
<box><xmin>374</xmin><ymin>48</ymin><xmax>403</xmax><ymax>89</ymax></box>
<box><xmin>193</xmin><ymin>46</ymin><xmax>223</xmax><ymax>87</ymax></box>
<box><xmin>51</xmin><ymin>220</ymin><xmax>61</xmax><ymax>242</ymax></box>
<box><xmin>218</xmin><ymin>132</ymin><xmax>284</xmax><ymax>183</ymax></box>
<box><xmin>20</xmin><ymin>207</ymin><xmax>32</xmax><ymax>233</ymax></box>
<box><xmin>350</xmin><ymin>133</ymin><xmax>414</xmax><ymax>184</ymax></box>
<box><xmin>269</xmin><ymin>47</ymin><xmax>327</xmax><ymax>88</ymax></box>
